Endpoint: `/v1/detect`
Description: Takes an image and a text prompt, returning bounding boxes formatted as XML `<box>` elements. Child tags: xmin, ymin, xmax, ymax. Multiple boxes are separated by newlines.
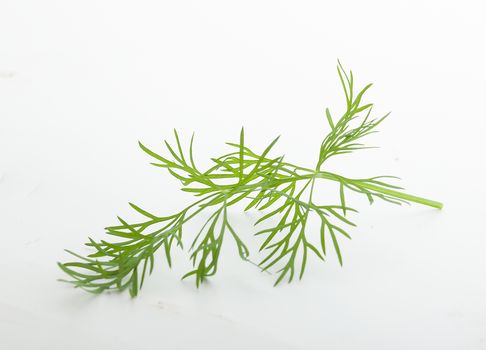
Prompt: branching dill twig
<box><xmin>59</xmin><ymin>62</ymin><xmax>443</xmax><ymax>296</ymax></box>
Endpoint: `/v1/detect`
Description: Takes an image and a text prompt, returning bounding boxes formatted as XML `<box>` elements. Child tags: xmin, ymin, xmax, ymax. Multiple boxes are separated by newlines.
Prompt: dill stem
<box><xmin>358</xmin><ymin>182</ymin><xmax>443</xmax><ymax>209</ymax></box>
<box><xmin>312</xmin><ymin>171</ymin><xmax>443</xmax><ymax>209</ymax></box>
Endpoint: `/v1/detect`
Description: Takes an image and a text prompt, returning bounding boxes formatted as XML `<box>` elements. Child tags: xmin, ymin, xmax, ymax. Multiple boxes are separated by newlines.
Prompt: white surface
<box><xmin>1</xmin><ymin>1</ymin><xmax>486</xmax><ymax>349</ymax></box>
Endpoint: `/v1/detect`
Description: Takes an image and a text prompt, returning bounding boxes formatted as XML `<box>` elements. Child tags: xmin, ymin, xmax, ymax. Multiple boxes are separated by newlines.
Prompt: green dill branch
<box><xmin>59</xmin><ymin>61</ymin><xmax>442</xmax><ymax>296</ymax></box>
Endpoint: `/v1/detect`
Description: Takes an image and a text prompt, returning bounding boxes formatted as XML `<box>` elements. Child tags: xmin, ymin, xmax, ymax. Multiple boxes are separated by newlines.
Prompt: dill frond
<box><xmin>59</xmin><ymin>62</ymin><xmax>442</xmax><ymax>296</ymax></box>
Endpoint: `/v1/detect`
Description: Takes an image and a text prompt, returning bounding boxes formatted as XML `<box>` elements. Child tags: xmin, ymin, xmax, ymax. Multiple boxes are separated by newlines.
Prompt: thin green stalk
<box><xmin>313</xmin><ymin>172</ymin><xmax>443</xmax><ymax>209</ymax></box>
<box><xmin>357</xmin><ymin>182</ymin><xmax>443</xmax><ymax>209</ymax></box>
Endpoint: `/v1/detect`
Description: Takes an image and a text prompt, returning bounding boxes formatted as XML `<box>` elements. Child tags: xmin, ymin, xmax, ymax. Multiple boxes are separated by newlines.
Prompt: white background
<box><xmin>1</xmin><ymin>1</ymin><xmax>485</xmax><ymax>349</ymax></box>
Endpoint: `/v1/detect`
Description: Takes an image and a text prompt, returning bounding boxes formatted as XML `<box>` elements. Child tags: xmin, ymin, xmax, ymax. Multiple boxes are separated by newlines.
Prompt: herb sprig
<box><xmin>59</xmin><ymin>62</ymin><xmax>442</xmax><ymax>296</ymax></box>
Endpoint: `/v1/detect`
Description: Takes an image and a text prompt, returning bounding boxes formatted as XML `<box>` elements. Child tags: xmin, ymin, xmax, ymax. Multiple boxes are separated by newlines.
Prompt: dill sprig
<box><xmin>59</xmin><ymin>62</ymin><xmax>442</xmax><ymax>297</ymax></box>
